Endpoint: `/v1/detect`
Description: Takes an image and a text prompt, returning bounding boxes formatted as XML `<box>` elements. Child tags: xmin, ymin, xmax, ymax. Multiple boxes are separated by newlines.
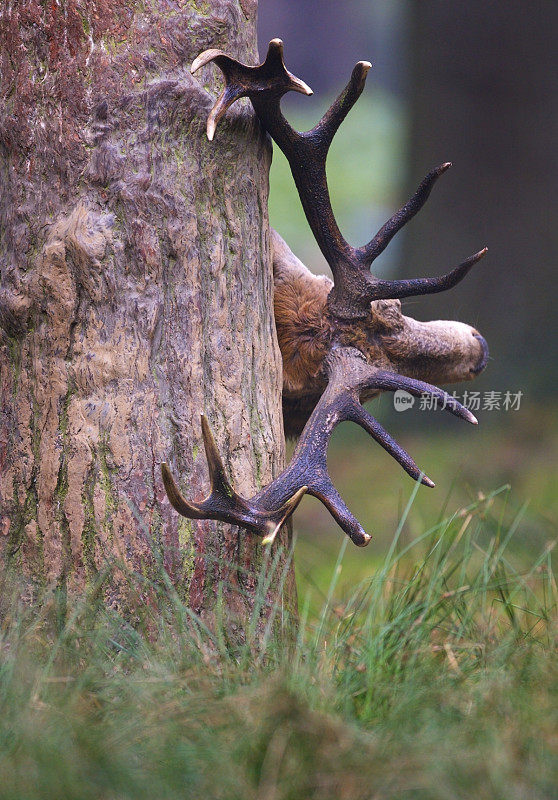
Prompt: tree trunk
<box><xmin>0</xmin><ymin>0</ymin><xmax>295</xmax><ymax>626</ymax></box>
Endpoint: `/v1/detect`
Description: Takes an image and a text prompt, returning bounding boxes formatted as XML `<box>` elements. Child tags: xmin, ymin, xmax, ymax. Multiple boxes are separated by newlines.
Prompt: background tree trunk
<box><xmin>0</xmin><ymin>0</ymin><xmax>294</xmax><ymax>626</ymax></box>
<box><xmin>404</xmin><ymin>0</ymin><xmax>558</xmax><ymax>394</ymax></box>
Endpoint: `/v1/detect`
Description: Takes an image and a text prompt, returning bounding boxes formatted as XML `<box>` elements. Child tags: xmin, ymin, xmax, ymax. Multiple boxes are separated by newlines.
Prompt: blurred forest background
<box><xmin>258</xmin><ymin>1</ymin><xmax>557</xmax><ymax>598</ymax></box>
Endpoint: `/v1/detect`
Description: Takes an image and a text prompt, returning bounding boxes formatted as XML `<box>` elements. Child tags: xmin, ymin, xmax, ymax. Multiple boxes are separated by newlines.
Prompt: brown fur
<box><xmin>274</xmin><ymin>270</ymin><xmax>332</xmax><ymax>397</ymax></box>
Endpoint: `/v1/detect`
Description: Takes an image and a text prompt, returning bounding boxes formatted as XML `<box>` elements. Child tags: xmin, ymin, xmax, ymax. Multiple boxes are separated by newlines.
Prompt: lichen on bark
<box><xmin>0</xmin><ymin>0</ymin><xmax>293</xmax><ymax>625</ymax></box>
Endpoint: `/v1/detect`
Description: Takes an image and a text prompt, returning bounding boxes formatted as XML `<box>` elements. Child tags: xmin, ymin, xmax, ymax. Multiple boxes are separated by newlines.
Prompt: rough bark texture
<box><xmin>0</xmin><ymin>0</ymin><xmax>294</xmax><ymax>625</ymax></box>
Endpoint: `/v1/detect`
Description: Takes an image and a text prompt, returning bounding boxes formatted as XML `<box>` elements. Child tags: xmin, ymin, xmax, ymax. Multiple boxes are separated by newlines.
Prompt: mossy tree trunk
<box><xmin>0</xmin><ymin>0</ymin><xmax>294</xmax><ymax>626</ymax></box>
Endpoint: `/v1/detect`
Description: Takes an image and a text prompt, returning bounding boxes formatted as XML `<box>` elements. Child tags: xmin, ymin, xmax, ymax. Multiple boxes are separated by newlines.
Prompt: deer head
<box><xmin>162</xmin><ymin>40</ymin><xmax>489</xmax><ymax>546</ymax></box>
<box><xmin>272</xmin><ymin>229</ymin><xmax>488</xmax><ymax>436</ymax></box>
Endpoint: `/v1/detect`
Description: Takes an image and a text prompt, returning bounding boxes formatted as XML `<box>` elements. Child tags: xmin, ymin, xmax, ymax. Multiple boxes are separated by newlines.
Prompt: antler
<box><xmin>191</xmin><ymin>39</ymin><xmax>487</xmax><ymax>319</ymax></box>
<box><xmin>162</xmin><ymin>348</ymin><xmax>477</xmax><ymax>547</ymax></box>
<box><xmin>162</xmin><ymin>415</ymin><xmax>307</xmax><ymax>544</ymax></box>
<box><xmin>161</xmin><ymin>40</ymin><xmax>486</xmax><ymax>546</ymax></box>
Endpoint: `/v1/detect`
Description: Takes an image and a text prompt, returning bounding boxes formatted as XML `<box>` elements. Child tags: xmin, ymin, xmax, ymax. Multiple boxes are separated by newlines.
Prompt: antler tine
<box><xmin>343</xmin><ymin>399</ymin><xmax>435</xmax><ymax>487</ymax></box>
<box><xmin>363</xmin><ymin>247</ymin><xmax>488</xmax><ymax>303</ymax></box>
<box><xmin>199</xmin><ymin>414</ymin><xmax>234</xmax><ymax>498</ymax></box>
<box><xmin>191</xmin><ymin>50</ymin><xmax>248</xmax><ymax>141</ymax></box>
<box><xmin>310</xmin><ymin>60</ymin><xmax>372</xmax><ymax>149</ymax></box>
<box><xmin>260</xmin><ymin>38</ymin><xmax>313</xmax><ymax>96</ymax></box>
<box><xmin>311</xmin><ymin>480</ymin><xmax>372</xmax><ymax>547</ymax></box>
<box><xmin>368</xmin><ymin>370</ymin><xmax>478</xmax><ymax>424</ymax></box>
<box><xmin>358</xmin><ymin>162</ymin><xmax>451</xmax><ymax>266</ymax></box>
<box><xmin>162</xmin><ymin>414</ymin><xmax>308</xmax><ymax>538</ymax></box>
<box><xmin>161</xmin><ymin>413</ymin><xmax>236</xmax><ymax>521</ymax></box>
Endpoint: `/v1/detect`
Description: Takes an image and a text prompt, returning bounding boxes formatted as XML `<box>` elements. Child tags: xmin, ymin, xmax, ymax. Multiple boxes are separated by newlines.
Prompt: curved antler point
<box><xmin>289</xmin><ymin>484</ymin><xmax>308</xmax><ymax>506</ymax></box>
<box><xmin>289</xmin><ymin>76</ymin><xmax>313</xmax><ymax>95</ymax></box>
<box><xmin>458</xmin><ymin>406</ymin><xmax>478</xmax><ymax>425</ymax></box>
<box><xmin>261</xmin><ymin>525</ymin><xmax>280</xmax><ymax>546</ymax></box>
<box><xmin>161</xmin><ymin>461</ymin><xmax>204</xmax><ymax>519</ymax></box>
<box><xmin>260</xmin><ymin>485</ymin><xmax>308</xmax><ymax>545</ymax></box>
<box><xmin>191</xmin><ymin>57</ymin><xmax>203</xmax><ymax>74</ymax></box>
<box><xmin>191</xmin><ymin>49</ymin><xmax>221</xmax><ymax>74</ymax></box>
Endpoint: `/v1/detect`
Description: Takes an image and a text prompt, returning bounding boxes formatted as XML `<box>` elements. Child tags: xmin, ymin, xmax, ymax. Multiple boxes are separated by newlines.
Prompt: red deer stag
<box><xmin>162</xmin><ymin>40</ymin><xmax>489</xmax><ymax>547</ymax></box>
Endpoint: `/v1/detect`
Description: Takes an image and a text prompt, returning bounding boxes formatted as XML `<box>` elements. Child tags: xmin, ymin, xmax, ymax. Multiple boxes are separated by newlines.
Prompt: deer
<box><xmin>162</xmin><ymin>40</ymin><xmax>489</xmax><ymax>548</ymax></box>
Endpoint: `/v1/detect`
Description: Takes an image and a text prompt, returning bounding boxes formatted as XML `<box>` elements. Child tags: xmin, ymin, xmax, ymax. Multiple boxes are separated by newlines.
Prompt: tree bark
<box><xmin>0</xmin><ymin>0</ymin><xmax>294</xmax><ymax>626</ymax></box>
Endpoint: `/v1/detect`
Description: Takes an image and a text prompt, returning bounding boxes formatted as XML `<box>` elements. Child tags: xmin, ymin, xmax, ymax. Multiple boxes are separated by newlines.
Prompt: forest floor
<box><xmin>0</xmin><ymin>411</ymin><xmax>556</xmax><ymax>799</ymax></box>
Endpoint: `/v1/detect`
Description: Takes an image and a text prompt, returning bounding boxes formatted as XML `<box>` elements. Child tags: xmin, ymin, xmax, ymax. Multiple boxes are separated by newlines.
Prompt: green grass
<box><xmin>293</xmin><ymin>406</ymin><xmax>558</xmax><ymax>608</ymax></box>
<box><xmin>0</xmin><ymin>484</ymin><xmax>555</xmax><ymax>799</ymax></box>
